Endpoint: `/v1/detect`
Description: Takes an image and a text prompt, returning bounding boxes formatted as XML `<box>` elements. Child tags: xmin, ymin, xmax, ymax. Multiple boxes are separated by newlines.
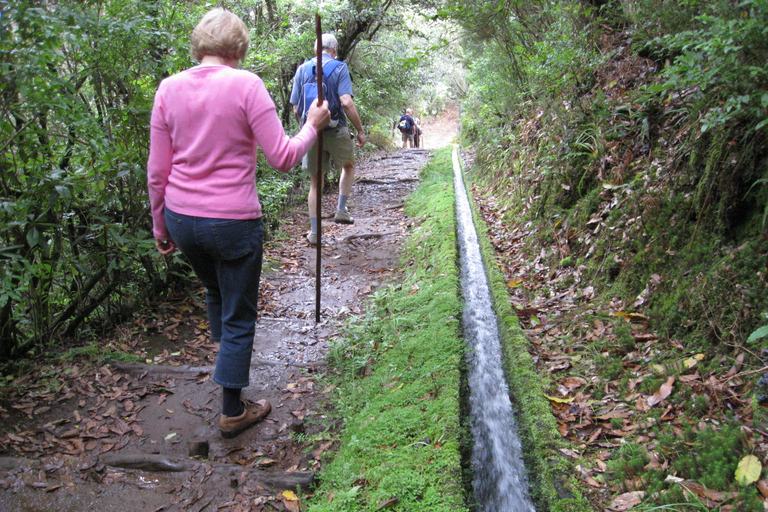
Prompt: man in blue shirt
<box><xmin>290</xmin><ymin>34</ymin><xmax>366</xmax><ymax>246</ymax></box>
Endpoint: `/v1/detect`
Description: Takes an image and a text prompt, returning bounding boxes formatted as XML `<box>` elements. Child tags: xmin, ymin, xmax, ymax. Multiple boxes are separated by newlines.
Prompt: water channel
<box><xmin>452</xmin><ymin>148</ymin><xmax>536</xmax><ymax>512</ymax></box>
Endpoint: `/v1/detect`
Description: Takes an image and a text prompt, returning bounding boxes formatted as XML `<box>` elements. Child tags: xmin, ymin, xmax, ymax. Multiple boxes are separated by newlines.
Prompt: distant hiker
<box><xmin>290</xmin><ymin>33</ymin><xmax>366</xmax><ymax>246</ymax></box>
<box><xmin>413</xmin><ymin>117</ymin><xmax>423</xmax><ymax>148</ymax></box>
<box><xmin>398</xmin><ymin>108</ymin><xmax>416</xmax><ymax>148</ymax></box>
<box><xmin>147</xmin><ymin>8</ymin><xmax>330</xmax><ymax>438</ymax></box>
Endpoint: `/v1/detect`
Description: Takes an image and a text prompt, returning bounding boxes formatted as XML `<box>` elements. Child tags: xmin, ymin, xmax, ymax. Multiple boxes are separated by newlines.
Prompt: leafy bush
<box><xmin>645</xmin><ymin>0</ymin><xmax>768</xmax><ymax>133</ymax></box>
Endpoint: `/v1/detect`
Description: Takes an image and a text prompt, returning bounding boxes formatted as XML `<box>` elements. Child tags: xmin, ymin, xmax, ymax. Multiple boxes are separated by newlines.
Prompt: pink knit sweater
<box><xmin>147</xmin><ymin>65</ymin><xmax>317</xmax><ymax>240</ymax></box>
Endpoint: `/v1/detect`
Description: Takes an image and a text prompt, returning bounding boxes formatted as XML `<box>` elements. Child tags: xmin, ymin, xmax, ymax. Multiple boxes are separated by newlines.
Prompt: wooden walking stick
<box><xmin>314</xmin><ymin>13</ymin><xmax>323</xmax><ymax>323</ymax></box>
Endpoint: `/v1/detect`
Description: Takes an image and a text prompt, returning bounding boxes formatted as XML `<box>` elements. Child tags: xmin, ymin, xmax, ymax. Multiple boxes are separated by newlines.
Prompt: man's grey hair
<box><xmin>320</xmin><ymin>33</ymin><xmax>338</xmax><ymax>51</ymax></box>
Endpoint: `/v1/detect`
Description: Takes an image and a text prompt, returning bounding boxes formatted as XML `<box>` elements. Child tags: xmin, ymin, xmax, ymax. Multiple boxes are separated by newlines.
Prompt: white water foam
<box><xmin>453</xmin><ymin>148</ymin><xmax>536</xmax><ymax>512</ymax></box>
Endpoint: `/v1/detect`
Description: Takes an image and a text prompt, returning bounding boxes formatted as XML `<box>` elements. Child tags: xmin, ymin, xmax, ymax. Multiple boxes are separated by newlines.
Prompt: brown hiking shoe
<box><xmin>219</xmin><ymin>399</ymin><xmax>271</xmax><ymax>439</ymax></box>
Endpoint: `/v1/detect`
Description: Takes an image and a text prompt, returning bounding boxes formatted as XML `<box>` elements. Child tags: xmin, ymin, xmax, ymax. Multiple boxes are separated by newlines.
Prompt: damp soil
<box><xmin>0</xmin><ymin>107</ymin><xmax>458</xmax><ymax>512</ymax></box>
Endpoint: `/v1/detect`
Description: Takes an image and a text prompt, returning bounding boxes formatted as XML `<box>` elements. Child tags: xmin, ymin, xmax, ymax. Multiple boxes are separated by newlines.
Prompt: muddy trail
<box><xmin>0</xmin><ymin>109</ymin><xmax>457</xmax><ymax>512</ymax></box>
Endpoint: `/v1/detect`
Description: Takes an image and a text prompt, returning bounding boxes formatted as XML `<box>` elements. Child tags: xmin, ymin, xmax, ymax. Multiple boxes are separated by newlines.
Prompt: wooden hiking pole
<box><xmin>314</xmin><ymin>13</ymin><xmax>323</xmax><ymax>323</ymax></box>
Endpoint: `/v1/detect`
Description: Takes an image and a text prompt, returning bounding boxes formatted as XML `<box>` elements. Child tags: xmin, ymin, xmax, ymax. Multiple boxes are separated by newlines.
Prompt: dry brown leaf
<box><xmin>647</xmin><ymin>376</ymin><xmax>675</xmax><ymax>407</ymax></box>
<box><xmin>726</xmin><ymin>352</ymin><xmax>745</xmax><ymax>377</ymax></box>
<box><xmin>281</xmin><ymin>490</ymin><xmax>301</xmax><ymax>512</ymax></box>
<box><xmin>314</xmin><ymin>440</ymin><xmax>334</xmax><ymax>460</ymax></box>
<box><xmin>376</xmin><ymin>497</ymin><xmax>399</xmax><ymax>510</ymax></box>
<box><xmin>608</xmin><ymin>491</ymin><xmax>645</xmax><ymax>510</ymax></box>
<box><xmin>586</xmin><ymin>476</ymin><xmax>604</xmax><ymax>488</ymax></box>
<box><xmin>679</xmin><ymin>481</ymin><xmax>726</xmax><ymax>502</ymax></box>
<box><xmin>596</xmin><ymin>410</ymin><xmax>632</xmax><ymax>420</ymax></box>
<box><xmin>7</xmin><ymin>433</ymin><xmax>26</xmax><ymax>443</ymax></box>
<box><xmin>757</xmin><ymin>479</ymin><xmax>768</xmax><ymax>498</ymax></box>
<box><xmin>562</xmin><ymin>376</ymin><xmax>588</xmax><ymax>390</ymax></box>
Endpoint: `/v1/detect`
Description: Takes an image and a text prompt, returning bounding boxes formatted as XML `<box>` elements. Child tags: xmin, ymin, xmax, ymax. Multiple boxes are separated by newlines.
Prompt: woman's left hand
<box><xmin>155</xmin><ymin>237</ymin><xmax>178</xmax><ymax>255</ymax></box>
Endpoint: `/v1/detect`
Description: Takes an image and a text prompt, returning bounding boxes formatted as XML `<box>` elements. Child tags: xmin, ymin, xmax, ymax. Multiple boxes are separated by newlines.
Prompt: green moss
<box><xmin>308</xmin><ymin>148</ymin><xmax>466</xmax><ymax>512</ymax></box>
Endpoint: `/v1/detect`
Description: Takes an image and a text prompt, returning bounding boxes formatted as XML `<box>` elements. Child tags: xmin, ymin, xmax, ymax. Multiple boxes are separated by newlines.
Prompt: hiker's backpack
<box><xmin>299</xmin><ymin>58</ymin><xmax>343</xmax><ymax>128</ymax></box>
<box><xmin>398</xmin><ymin>115</ymin><xmax>412</xmax><ymax>133</ymax></box>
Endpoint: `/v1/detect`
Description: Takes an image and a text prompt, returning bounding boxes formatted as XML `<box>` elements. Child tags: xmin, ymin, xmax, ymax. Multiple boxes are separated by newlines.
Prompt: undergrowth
<box><xmin>456</xmin><ymin>1</ymin><xmax>768</xmax><ymax>510</ymax></box>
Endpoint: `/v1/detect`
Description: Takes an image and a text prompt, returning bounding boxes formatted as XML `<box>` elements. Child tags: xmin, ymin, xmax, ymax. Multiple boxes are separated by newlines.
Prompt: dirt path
<box><xmin>0</xmin><ymin>109</ymin><xmax>458</xmax><ymax>511</ymax></box>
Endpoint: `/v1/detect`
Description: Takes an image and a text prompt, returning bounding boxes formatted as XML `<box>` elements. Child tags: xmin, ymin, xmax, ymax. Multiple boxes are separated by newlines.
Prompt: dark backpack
<box><xmin>398</xmin><ymin>115</ymin><xmax>412</xmax><ymax>133</ymax></box>
<box><xmin>299</xmin><ymin>59</ymin><xmax>343</xmax><ymax>128</ymax></box>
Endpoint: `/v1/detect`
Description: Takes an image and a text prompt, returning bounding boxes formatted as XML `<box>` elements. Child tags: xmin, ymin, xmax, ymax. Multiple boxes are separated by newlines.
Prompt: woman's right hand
<box><xmin>155</xmin><ymin>237</ymin><xmax>177</xmax><ymax>256</ymax></box>
<box><xmin>306</xmin><ymin>99</ymin><xmax>331</xmax><ymax>132</ymax></box>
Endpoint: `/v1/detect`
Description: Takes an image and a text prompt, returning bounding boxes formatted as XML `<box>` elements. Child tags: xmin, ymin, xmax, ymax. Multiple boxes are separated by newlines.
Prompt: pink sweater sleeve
<box><xmin>247</xmin><ymin>82</ymin><xmax>317</xmax><ymax>172</ymax></box>
<box><xmin>147</xmin><ymin>92</ymin><xmax>173</xmax><ymax>240</ymax></box>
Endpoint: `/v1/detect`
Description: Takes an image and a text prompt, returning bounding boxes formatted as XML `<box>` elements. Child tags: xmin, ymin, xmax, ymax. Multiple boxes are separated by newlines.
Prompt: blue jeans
<box><xmin>165</xmin><ymin>208</ymin><xmax>263</xmax><ymax>389</ymax></box>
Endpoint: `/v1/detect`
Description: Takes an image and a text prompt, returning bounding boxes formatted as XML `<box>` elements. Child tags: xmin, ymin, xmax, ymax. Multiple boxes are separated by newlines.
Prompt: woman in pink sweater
<box><xmin>147</xmin><ymin>8</ymin><xmax>329</xmax><ymax>439</ymax></box>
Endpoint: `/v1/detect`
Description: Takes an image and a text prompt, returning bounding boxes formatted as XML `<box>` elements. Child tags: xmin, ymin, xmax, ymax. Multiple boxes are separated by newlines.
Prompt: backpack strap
<box><xmin>307</xmin><ymin>58</ymin><xmax>342</xmax><ymax>80</ymax></box>
<box><xmin>304</xmin><ymin>59</ymin><xmax>341</xmax><ymax>81</ymax></box>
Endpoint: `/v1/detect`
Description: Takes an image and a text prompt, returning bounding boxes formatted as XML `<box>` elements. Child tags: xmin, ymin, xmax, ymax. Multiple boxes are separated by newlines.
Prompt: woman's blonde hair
<box><xmin>190</xmin><ymin>8</ymin><xmax>249</xmax><ymax>62</ymax></box>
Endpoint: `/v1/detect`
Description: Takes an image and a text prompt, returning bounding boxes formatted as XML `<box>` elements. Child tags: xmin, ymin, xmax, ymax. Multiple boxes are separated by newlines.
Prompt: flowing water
<box><xmin>452</xmin><ymin>149</ymin><xmax>536</xmax><ymax>512</ymax></box>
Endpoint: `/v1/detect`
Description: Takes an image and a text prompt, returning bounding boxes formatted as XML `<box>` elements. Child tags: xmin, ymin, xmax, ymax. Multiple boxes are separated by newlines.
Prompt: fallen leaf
<box><xmin>735</xmin><ymin>455</ymin><xmax>762</xmax><ymax>486</ymax></box>
<box><xmin>679</xmin><ymin>481</ymin><xmax>726</xmax><ymax>502</ymax></box>
<box><xmin>608</xmin><ymin>491</ymin><xmax>645</xmax><ymax>510</ymax></box>
<box><xmin>314</xmin><ymin>440</ymin><xmax>334</xmax><ymax>460</ymax></box>
<box><xmin>544</xmin><ymin>393</ymin><xmax>574</xmax><ymax>404</ymax></box>
<box><xmin>683</xmin><ymin>354</ymin><xmax>705</xmax><ymax>369</ymax></box>
<box><xmin>562</xmin><ymin>376</ymin><xmax>587</xmax><ymax>391</ymax></box>
<box><xmin>7</xmin><ymin>433</ymin><xmax>26</xmax><ymax>443</ymax></box>
<box><xmin>647</xmin><ymin>376</ymin><xmax>675</xmax><ymax>407</ymax></box>
<box><xmin>757</xmin><ymin>479</ymin><xmax>768</xmax><ymax>498</ymax></box>
<box><xmin>377</xmin><ymin>497</ymin><xmax>399</xmax><ymax>509</ymax></box>
<box><xmin>586</xmin><ymin>476</ymin><xmax>603</xmax><ymax>488</ymax></box>
<box><xmin>281</xmin><ymin>490</ymin><xmax>300</xmax><ymax>512</ymax></box>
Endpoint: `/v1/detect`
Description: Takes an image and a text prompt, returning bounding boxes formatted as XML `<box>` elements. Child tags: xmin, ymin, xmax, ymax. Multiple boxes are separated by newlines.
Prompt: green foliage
<box><xmin>0</xmin><ymin>0</ymin><xmax>189</xmax><ymax>359</ymax></box>
<box><xmin>645</xmin><ymin>0</ymin><xmax>768</xmax><ymax>133</ymax></box>
<box><xmin>608</xmin><ymin>442</ymin><xmax>649</xmax><ymax>483</ymax></box>
<box><xmin>606</xmin><ymin>420</ymin><xmax>764</xmax><ymax>509</ymax></box>
<box><xmin>748</xmin><ymin>325</ymin><xmax>768</xmax><ymax>344</ymax></box>
<box><xmin>458</xmin><ymin>0</ymin><xmax>768</xmax><ymax>356</ymax></box>
<box><xmin>661</xmin><ymin>421</ymin><xmax>756</xmax><ymax>495</ymax></box>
